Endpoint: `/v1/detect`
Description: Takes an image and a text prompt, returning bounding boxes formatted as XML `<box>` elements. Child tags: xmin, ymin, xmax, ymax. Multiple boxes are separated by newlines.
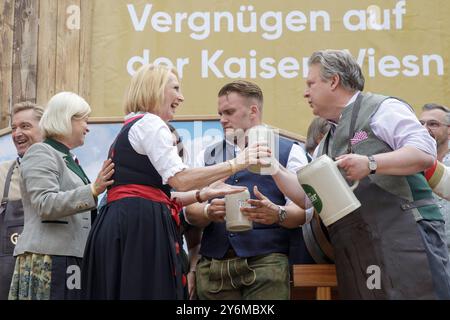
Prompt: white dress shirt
<box><xmin>309</xmin><ymin>92</ymin><xmax>436</xmax><ymax>216</ymax></box>
<box><xmin>346</xmin><ymin>92</ymin><xmax>437</xmax><ymax>157</ymax></box>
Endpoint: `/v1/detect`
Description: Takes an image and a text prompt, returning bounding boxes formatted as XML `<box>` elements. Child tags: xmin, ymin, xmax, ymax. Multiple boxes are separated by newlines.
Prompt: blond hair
<box><xmin>124</xmin><ymin>64</ymin><xmax>179</xmax><ymax>115</ymax></box>
<box><xmin>40</xmin><ymin>92</ymin><xmax>91</xmax><ymax>138</ymax></box>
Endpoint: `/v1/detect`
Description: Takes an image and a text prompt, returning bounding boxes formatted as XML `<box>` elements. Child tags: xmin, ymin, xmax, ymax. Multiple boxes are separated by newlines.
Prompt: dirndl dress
<box><xmin>81</xmin><ymin>195</ymin><xmax>185</xmax><ymax>299</ymax></box>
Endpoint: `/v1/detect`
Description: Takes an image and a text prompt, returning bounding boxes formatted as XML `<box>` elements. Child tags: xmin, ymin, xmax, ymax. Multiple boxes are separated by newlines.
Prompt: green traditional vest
<box><xmin>318</xmin><ymin>93</ymin><xmax>442</xmax><ymax>221</ymax></box>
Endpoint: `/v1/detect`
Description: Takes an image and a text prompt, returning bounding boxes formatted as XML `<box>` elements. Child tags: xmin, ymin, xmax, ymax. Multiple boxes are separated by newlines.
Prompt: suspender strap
<box><xmin>347</xmin><ymin>93</ymin><xmax>364</xmax><ymax>154</ymax></box>
<box><xmin>400</xmin><ymin>198</ymin><xmax>437</xmax><ymax>211</ymax></box>
<box><xmin>1</xmin><ymin>161</ymin><xmax>17</xmax><ymax>205</ymax></box>
<box><xmin>323</xmin><ymin>128</ymin><xmax>332</xmax><ymax>156</ymax></box>
<box><xmin>323</xmin><ymin>93</ymin><xmax>364</xmax><ymax>156</ymax></box>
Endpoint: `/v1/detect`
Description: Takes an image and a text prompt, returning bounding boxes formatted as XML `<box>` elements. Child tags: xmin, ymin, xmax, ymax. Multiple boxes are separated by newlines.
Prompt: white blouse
<box><xmin>126</xmin><ymin>113</ymin><xmax>188</xmax><ymax>184</ymax></box>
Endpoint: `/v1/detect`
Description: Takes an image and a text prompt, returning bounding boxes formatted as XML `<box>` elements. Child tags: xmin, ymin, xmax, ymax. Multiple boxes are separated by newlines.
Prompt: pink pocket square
<box><xmin>350</xmin><ymin>130</ymin><xmax>368</xmax><ymax>145</ymax></box>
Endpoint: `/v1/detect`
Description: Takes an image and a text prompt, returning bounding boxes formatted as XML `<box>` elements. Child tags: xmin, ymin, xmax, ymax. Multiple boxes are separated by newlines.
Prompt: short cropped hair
<box><xmin>124</xmin><ymin>64</ymin><xmax>179</xmax><ymax>115</ymax></box>
<box><xmin>218</xmin><ymin>80</ymin><xmax>264</xmax><ymax>112</ymax></box>
<box><xmin>422</xmin><ymin>103</ymin><xmax>449</xmax><ymax>113</ymax></box>
<box><xmin>40</xmin><ymin>92</ymin><xmax>91</xmax><ymax>138</ymax></box>
<box><xmin>11</xmin><ymin>101</ymin><xmax>44</xmax><ymax>122</ymax></box>
<box><xmin>422</xmin><ymin>103</ymin><xmax>450</xmax><ymax>125</ymax></box>
<box><xmin>309</xmin><ymin>50</ymin><xmax>365</xmax><ymax>92</ymax></box>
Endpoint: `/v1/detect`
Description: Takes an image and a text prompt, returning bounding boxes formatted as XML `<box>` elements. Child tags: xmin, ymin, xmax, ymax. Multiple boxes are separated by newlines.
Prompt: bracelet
<box><xmin>195</xmin><ymin>189</ymin><xmax>205</xmax><ymax>203</ymax></box>
<box><xmin>203</xmin><ymin>203</ymin><xmax>211</xmax><ymax>220</ymax></box>
<box><xmin>90</xmin><ymin>183</ymin><xmax>98</xmax><ymax>197</ymax></box>
<box><xmin>228</xmin><ymin>159</ymin><xmax>237</xmax><ymax>174</ymax></box>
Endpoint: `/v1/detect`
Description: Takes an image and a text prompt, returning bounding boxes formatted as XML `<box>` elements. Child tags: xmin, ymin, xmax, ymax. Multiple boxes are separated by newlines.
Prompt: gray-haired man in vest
<box><xmin>0</xmin><ymin>102</ymin><xmax>44</xmax><ymax>299</ymax></box>
<box><xmin>272</xmin><ymin>50</ymin><xmax>450</xmax><ymax>299</ymax></box>
<box><xmin>185</xmin><ymin>80</ymin><xmax>314</xmax><ymax>300</ymax></box>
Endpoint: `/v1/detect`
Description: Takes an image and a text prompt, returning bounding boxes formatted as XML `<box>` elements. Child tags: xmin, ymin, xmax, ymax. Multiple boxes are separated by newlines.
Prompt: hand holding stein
<box><xmin>297</xmin><ymin>155</ymin><xmax>361</xmax><ymax>227</ymax></box>
<box><xmin>247</xmin><ymin>125</ymin><xmax>278</xmax><ymax>175</ymax></box>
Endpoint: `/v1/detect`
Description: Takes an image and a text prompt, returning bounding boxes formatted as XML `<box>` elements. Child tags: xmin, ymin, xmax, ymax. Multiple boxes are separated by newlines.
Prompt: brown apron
<box><xmin>329</xmin><ymin>179</ymin><xmax>435</xmax><ymax>299</ymax></box>
<box><xmin>324</xmin><ymin>95</ymin><xmax>436</xmax><ymax>299</ymax></box>
<box><xmin>0</xmin><ymin>161</ymin><xmax>24</xmax><ymax>300</ymax></box>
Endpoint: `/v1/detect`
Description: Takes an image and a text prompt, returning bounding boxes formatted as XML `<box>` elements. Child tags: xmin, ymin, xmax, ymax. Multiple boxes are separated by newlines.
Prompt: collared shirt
<box><xmin>127</xmin><ymin>112</ymin><xmax>188</xmax><ymax>184</ymax></box>
<box><xmin>344</xmin><ymin>92</ymin><xmax>437</xmax><ymax>157</ymax></box>
<box><xmin>310</xmin><ymin>92</ymin><xmax>437</xmax><ymax>216</ymax></box>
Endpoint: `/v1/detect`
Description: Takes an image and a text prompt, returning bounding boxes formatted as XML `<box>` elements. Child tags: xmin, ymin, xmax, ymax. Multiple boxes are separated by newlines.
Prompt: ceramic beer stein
<box><xmin>225</xmin><ymin>189</ymin><xmax>253</xmax><ymax>232</ymax></box>
<box><xmin>297</xmin><ymin>154</ymin><xmax>361</xmax><ymax>227</ymax></box>
<box><xmin>247</xmin><ymin>125</ymin><xmax>277</xmax><ymax>175</ymax></box>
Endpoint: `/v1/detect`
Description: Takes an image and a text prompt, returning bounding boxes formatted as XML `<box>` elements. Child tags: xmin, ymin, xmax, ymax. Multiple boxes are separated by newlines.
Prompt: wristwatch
<box><xmin>278</xmin><ymin>206</ymin><xmax>287</xmax><ymax>223</ymax></box>
<box><xmin>368</xmin><ymin>155</ymin><xmax>377</xmax><ymax>174</ymax></box>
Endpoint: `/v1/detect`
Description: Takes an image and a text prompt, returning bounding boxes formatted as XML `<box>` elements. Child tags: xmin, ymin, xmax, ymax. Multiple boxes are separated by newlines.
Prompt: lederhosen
<box><xmin>321</xmin><ymin>93</ymin><xmax>437</xmax><ymax>299</ymax></box>
<box><xmin>0</xmin><ymin>161</ymin><xmax>23</xmax><ymax>299</ymax></box>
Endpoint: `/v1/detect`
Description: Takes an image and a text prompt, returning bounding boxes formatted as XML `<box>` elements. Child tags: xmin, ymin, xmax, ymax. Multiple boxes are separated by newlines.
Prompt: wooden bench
<box><xmin>292</xmin><ymin>264</ymin><xmax>337</xmax><ymax>300</ymax></box>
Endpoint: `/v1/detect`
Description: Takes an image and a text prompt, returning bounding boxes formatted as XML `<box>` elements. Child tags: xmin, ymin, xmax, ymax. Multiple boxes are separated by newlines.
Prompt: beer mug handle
<box><xmin>334</xmin><ymin>159</ymin><xmax>359</xmax><ymax>191</ymax></box>
<box><xmin>349</xmin><ymin>180</ymin><xmax>359</xmax><ymax>191</ymax></box>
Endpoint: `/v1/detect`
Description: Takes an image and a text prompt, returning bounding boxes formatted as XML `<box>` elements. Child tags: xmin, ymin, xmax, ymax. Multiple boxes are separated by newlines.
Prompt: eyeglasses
<box><xmin>419</xmin><ymin>120</ymin><xmax>449</xmax><ymax>129</ymax></box>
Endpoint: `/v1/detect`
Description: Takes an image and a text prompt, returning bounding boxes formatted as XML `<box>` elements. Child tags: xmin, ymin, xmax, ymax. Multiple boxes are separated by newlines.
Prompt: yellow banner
<box><xmin>89</xmin><ymin>0</ymin><xmax>450</xmax><ymax>136</ymax></box>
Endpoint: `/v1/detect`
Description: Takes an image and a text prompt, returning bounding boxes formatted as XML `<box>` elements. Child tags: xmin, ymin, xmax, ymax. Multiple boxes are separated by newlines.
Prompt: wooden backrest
<box><xmin>292</xmin><ymin>264</ymin><xmax>337</xmax><ymax>300</ymax></box>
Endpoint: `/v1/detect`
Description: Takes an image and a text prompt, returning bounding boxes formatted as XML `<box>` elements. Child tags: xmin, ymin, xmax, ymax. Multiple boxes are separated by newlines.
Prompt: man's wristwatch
<box><xmin>278</xmin><ymin>206</ymin><xmax>287</xmax><ymax>223</ymax></box>
<box><xmin>368</xmin><ymin>155</ymin><xmax>377</xmax><ymax>174</ymax></box>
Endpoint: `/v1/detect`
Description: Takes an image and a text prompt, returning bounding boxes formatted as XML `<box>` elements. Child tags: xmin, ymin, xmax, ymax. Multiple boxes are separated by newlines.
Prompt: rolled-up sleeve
<box><xmin>371</xmin><ymin>98</ymin><xmax>437</xmax><ymax>157</ymax></box>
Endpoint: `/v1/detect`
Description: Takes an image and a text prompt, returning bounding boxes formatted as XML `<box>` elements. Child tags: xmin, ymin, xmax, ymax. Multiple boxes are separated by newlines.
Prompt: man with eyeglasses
<box><xmin>419</xmin><ymin>104</ymin><xmax>450</xmax><ymax>163</ymax></box>
<box><xmin>419</xmin><ymin>103</ymin><xmax>450</xmax><ymax>253</ymax></box>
